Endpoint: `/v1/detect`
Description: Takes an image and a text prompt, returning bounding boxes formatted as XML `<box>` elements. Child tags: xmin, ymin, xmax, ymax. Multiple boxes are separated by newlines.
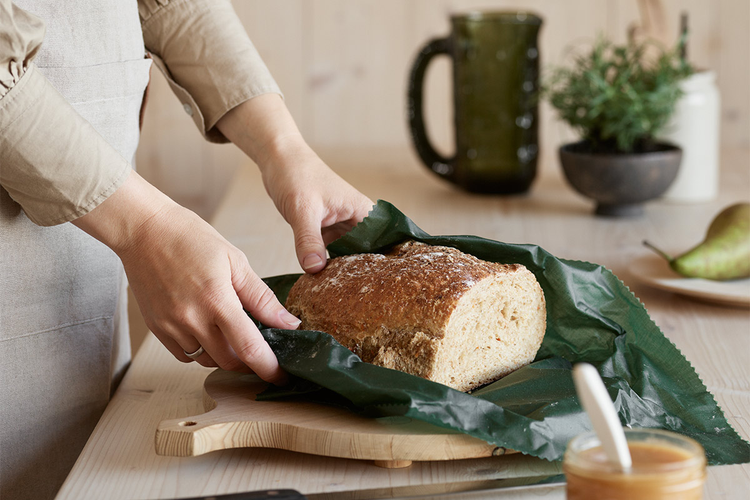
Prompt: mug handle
<box><xmin>407</xmin><ymin>37</ymin><xmax>454</xmax><ymax>180</ymax></box>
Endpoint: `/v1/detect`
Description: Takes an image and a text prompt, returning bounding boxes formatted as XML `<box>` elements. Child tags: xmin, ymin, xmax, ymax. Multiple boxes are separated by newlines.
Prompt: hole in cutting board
<box><xmin>179</xmin><ymin>421</ymin><xmax>197</xmax><ymax>427</ymax></box>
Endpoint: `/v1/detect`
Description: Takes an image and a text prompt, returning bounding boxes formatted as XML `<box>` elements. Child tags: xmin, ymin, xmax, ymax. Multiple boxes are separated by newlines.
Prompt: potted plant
<box><xmin>544</xmin><ymin>37</ymin><xmax>693</xmax><ymax>216</ymax></box>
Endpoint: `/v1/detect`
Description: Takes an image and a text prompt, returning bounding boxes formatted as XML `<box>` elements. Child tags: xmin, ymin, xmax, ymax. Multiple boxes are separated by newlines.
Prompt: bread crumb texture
<box><xmin>285</xmin><ymin>241</ymin><xmax>547</xmax><ymax>391</ymax></box>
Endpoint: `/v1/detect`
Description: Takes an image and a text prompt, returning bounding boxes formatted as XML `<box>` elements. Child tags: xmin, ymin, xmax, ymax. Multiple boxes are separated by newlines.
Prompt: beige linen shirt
<box><xmin>0</xmin><ymin>0</ymin><xmax>281</xmax><ymax>226</ymax></box>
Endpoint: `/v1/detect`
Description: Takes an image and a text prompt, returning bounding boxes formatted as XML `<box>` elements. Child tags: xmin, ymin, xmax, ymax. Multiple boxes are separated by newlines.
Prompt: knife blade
<box><xmin>305</xmin><ymin>474</ymin><xmax>565</xmax><ymax>499</ymax></box>
<box><xmin>165</xmin><ymin>491</ymin><xmax>306</xmax><ymax>500</ymax></box>
<box><xmin>165</xmin><ymin>474</ymin><xmax>565</xmax><ymax>500</ymax></box>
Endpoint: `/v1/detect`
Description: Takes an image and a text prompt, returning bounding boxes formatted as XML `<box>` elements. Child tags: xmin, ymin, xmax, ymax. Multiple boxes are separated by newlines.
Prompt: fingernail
<box><xmin>302</xmin><ymin>253</ymin><xmax>324</xmax><ymax>272</ymax></box>
<box><xmin>280</xmin><ymin>310</ymin><xmax>302</xmax><ymax>328</ymax></box>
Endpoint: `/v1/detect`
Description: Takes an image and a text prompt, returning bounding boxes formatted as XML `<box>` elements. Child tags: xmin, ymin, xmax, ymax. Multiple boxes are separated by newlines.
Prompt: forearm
<box><xmin>215</xmin><ymin>93</ymin><xmax>312</xmax><ymax>175</ymax></box>
<box><xmin>71</xmin><ymin>169</ymin><xmax>176</xmax><ymax>255</ymax></box>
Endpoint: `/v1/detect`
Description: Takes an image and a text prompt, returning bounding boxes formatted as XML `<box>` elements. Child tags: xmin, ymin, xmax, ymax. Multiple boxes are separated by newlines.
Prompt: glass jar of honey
<box><xmin>564</xmin><ymin>428</ymin><xmax>706</xmax><ymax>500</ymax></box>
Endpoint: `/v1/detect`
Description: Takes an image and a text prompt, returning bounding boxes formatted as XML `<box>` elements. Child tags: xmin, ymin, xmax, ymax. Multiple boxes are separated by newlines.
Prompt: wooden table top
<box><xmin>57</xmin><ymin>146</ymin><xmax>750</xmax><ymax>500</ymax></box>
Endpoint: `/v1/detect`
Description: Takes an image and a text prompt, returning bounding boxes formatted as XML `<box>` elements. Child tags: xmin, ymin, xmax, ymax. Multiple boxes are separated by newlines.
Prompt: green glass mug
<box><xmin>408</xmin><ymin>11</ymin><xmax>543</xmax><ymax>193</ymax></box>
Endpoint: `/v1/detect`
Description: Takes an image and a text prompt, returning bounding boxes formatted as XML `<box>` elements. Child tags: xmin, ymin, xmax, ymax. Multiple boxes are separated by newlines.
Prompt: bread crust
<box><xmin>286</xmin><ymin>241</ymin><xmax>546</xmax><ymax>391</ymax></box>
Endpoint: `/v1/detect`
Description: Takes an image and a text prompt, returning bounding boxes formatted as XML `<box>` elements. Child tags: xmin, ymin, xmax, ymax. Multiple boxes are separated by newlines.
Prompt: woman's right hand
<box><xmin>72</xmin><ymin>169</ymin><xmax>296</xmax><ymax>385</ymax></box>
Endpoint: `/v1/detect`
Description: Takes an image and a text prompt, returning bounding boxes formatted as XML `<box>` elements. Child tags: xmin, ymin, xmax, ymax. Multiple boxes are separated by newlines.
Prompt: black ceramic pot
<box><xmin>559</xmin><ymin>141</ymin><xmax>682</xmax><ymax>216</ymax></box>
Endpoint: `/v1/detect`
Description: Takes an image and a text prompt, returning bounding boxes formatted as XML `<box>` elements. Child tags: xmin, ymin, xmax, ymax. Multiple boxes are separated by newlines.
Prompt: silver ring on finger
<box><xmin>183</xmin><ymin>345</ymin><xmax>205</xmax><ymax>360</ymax></box>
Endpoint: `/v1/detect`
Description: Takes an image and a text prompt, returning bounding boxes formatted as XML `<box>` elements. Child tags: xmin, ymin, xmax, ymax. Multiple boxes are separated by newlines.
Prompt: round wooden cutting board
<box><xmin>155</xmin><ymin>369</ymin><xmax>506</xmax><ymax>468</ymax></box>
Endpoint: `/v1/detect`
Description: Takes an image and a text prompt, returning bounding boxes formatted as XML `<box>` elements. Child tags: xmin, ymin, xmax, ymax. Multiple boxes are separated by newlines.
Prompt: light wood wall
<box><xmin>135</xmin><ymin>0</ymin><xmax>749</xmax><ymax>220</ymax></box>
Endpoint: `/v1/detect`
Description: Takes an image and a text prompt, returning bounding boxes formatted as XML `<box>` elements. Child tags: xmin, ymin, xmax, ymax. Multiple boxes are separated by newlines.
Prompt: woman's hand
<box><xmin>72</xmin><ymin>92</ymin><xmax>371</xmax><ymax>382</ymax></box>
<box><xmin>73</xmin><ymin>170</ymin><xmax>296</xmax><ymax>384</ymax></box>
<box><xmin>216</xmin><ymin>94</ymin><xmax>374</xmax><ymax>273</ymax></box>
<box><xmin>258</xmin><ymin>139</ymin><xmax>374</xmax><ymax>273</ymax></box>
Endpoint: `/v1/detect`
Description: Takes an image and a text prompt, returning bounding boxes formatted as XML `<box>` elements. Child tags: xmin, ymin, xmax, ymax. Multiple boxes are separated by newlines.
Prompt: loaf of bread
<box><xmin>285</xmin><ymin>241</ymin><xmax>546</xmax><ymax>392</ymax></box>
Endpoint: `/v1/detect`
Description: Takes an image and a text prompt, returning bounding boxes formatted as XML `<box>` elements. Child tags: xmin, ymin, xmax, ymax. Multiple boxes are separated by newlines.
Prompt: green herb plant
<box><xmin>544</xmin><ymin>37</ymin><xmax>692</xmax><ymax>154</ymax></box>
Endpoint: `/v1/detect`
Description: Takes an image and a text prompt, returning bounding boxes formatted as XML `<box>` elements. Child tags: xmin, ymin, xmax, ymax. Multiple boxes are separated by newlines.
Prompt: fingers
<box><xmin>288</xmin><ymin>203</ymin><xmax>367</xmax><ymax>274</ymax></box>
<box><xmin>150</xmin><ymin>328</ymin><xmax>219</xmax><ymax>368</ymax></box>
<box><xmin>232</xmin><ymin>254</ymin><xmax>302</xmax><ymax>330</ymax></box>
<box><xmin>136</xmin><ymin>258</ymin><xmax>293</xmax><ymax>382</ymax></box>
<box><xmin>261</xmin><ymin>151</ymin><xmax>373</xmax><ymax>275</ymax></box>
<box><xmin>215</xmin><ymin>301</ymin><xmax>289</xmax><ymax>385</ymax></box>
<box><xmin>149</xmin><ymin>294</ymin><xmax>284</xmax><ymax>382</ymax></box>
<box><xmin>351</xmin><ymin>197</ymin><xmax>375</xmax><ymax>224</ymax></box>
<box><xmin>321</xmin><ymin>219</ymin><xmax>360</xmax><ymax>246</ymax></box>
<box><xmin>287</xmin><ymin>195</ymin><xmax>374</xmax><ymax>274</ymax></box>
<box><xmin>289</xmin><ymin>206</ymin><xmax>329</xmax><ymax>274</ymax></box>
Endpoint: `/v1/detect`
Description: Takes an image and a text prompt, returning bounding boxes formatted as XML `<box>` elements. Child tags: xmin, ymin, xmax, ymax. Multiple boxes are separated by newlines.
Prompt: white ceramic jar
<box><xmin>660</xmin><ymin>70</ymin><xmax>721</xmax><ymax>202</ymax></box>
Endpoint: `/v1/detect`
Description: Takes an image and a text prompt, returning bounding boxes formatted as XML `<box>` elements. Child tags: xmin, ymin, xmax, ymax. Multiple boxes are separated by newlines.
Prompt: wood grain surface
<box><xmin>58</xmin><ymin>146</ymin><xmax>749</xmax><ymax>500</ymax></box>
<box><xmin>155</xmin><ymin>369</ymin><xmax>501</xmax><ymax>465</ymax></box>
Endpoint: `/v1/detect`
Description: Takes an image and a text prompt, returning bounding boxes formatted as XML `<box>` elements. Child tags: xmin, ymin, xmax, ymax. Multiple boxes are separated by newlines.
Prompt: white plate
<box><xmin>629</xmin><ymin>254</ymin><xmax>750</xmax><ymax>308</ymax></box>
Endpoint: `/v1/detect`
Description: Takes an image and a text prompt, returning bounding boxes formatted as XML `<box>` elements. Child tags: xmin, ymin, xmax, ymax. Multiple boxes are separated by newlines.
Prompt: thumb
<box><xmin>232</xmin><ymin>257</ymin><xmax>301</xmax><ymax>329</ymax></box>
<box><xmin>290</xmin><ymin>210</ymin><xmax>327</xmax><ymax>274</ymax></box>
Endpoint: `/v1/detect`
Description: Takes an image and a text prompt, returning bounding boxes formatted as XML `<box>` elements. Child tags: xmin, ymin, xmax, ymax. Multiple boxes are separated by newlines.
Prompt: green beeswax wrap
<box><xmin>254</xmin><ymin>200</ymin><xmax>750</xmax><ymax>466</ymax></box>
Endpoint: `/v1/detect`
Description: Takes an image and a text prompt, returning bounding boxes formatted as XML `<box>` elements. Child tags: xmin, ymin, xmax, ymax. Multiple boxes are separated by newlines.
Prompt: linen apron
<box><xmin>0</xmin><ymin>2</ymin><xmax>151</xmax><ymax>499</ymax></box>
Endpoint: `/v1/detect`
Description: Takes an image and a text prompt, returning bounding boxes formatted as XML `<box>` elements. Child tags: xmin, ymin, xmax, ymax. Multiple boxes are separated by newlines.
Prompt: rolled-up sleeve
<box><xmin>0</xmin><ymin>0</ymin><xmax>131</xmax><ymax>226</ymax></box>
<box><xmin>0</xmin><ymin>0</ymin><xmax>42</xmax><ymax>96</ymax></box>
<box><xmin>138</xmin><ymin>0</ymin><xmax>282</xmax><ymax>143</ymax></box>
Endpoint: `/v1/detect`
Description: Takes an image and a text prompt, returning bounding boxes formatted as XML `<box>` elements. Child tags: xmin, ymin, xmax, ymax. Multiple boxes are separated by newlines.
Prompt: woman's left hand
<box><xmin>258</xmin><ymin>139</ymin><xmax>374</xmax><ymax>273</ymax></box>
<box><xmin>216</xmin><ymin>94</ymin><xmax>374</xmax><ymax>274</ymax></box>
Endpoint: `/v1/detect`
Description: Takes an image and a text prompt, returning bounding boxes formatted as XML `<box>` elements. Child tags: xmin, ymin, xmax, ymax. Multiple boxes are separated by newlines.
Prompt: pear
<box><xmin>644</xmin><ymin>202</ymin><xmax>750</xmax><ymax>281</ymax></box>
